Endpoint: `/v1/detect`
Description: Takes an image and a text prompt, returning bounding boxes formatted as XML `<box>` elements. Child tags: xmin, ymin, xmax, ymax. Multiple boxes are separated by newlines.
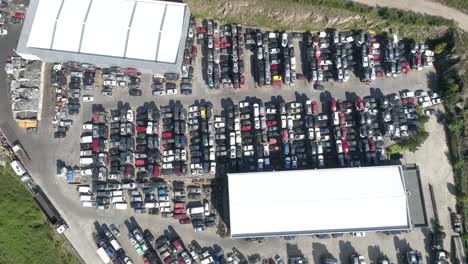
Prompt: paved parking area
<box><xmin>13</xmin><ymin>62</ymin><xmax>454</xmax><ymax>264</ymax></box>
<box><xmin>0</xmin><ymin>11</ymin><xmax>455</xmax><ymax>264</ymax></box>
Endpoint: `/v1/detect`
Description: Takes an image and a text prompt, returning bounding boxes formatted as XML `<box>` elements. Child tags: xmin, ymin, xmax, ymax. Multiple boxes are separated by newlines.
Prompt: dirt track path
<box><xmin>352</xmin><ymin>0</ymin><xmax>468</xmax><ymax>32</ymax></box>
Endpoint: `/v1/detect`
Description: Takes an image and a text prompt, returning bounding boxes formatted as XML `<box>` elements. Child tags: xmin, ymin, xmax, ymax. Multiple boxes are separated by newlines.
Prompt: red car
<box><xmin>330</xmin><ymin>98</ymin><xmax>337</xmax><ymax>112</ymax></box>
<box><xmin>144</xmin><ymin>257</ymin><xmax>150</xmax><ymax>264</ymax></box>
<box><xmin>339</xmin><ymin>112</ymin><xmax>346</xmax><ymax>125</ymax></box>
<box><xmin>136</xmin><ymin>126</ymin><xmax>146</xmax><ymax>133</ymax></box>
<box><xmin>341</xmin><ymin>126</ymin><xmax>347</xmax><ymax>139</ymax></box>
<box><xmin>269</xmin><ymin>138</ymin><xmax>277</xmax><ymax>144</ymax></box>
<box><xmin>135</xmin><ymin>159</ymin><xmax>146</xmax><ymax>166</ymax></box>
<box><xmin>174</xmin><ymin>202</ymin><xmax>185</xmax><ymax>209</ymax></box>
<box><xmin>153</xmin><ymin>165</ymin><xmax>160</xmax><ymax>177</ymax></box>
<box><xmin>175</xmin><ymin>208</ymin><xmax>186</xmax><ymax>214</ymax></box>
<box><xmin>14</xmin><ymin>12</ymin><xmax>25</xmax><ymax>20</ymax></box>
<box><xmin>271</xmin><ymin>64</ymin><xmax>278</xmax><ymax>70</ymax></box>
<box><xmin>266</xmin><ymin>120</ymin><xmax>277</xmax><ymax>127</ymax></box>
<box><xmin>282</xmin><ymin>129</ymin><xmax>289</xmax><ymax>142</ymax></box>
<box><xmin>311</xmin><ymin>101</ymin><xmax>318</xmax><ymax>114</ymax></box>
<box><xmin>172</xmin><ymin>239</ymin><xmax>183</xmax><ymax>252</ymax></box>
<box><xmin>179</xmin><ymin>218</ymin><xmax>191</xmax><ymax>224</ymax></box>
<box><xmin>241</xmin><ymin>125</ymin><xmax>252</xmax><ymax>132</ymax></box>
<box><xmin>342</xmin><ymin>140</ymin><xmax>350</xmax><ymax>154</ymax></box>
<box><xmin>355</xmin><ymin>98</ymin><xmax>364</xmax><ymax>111</ymax></box>
<box><xmin>92</xmin><ymin>138</ymin><xmax>99</xmax><ymax>152</ymax></box>
<box><xmin>162</xmin><ymin>132</ymin><xmax>173</xmax><ymax>139</ymax></box>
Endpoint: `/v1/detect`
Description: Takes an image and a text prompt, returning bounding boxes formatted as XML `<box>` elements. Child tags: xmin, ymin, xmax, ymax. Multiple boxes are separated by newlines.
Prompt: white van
<box><xmin>111</xmin><ymin>196</ymin><xmax>125</xmax><ymax>203</ymax></box>
<box><xmin>80</xmin><ymin>150</ymin><xmax>93</xmax><ymax>156</ymax></box>
<box><xmin>80</xmin><ymin>136</ymin><xmax>93</xmax><ymax>143</ymax></box>
<box><xmin>111</xmin><ymin>190</ymin><xmax>123</xmax><ymax>197</ymax></box>
<box><xmin>114</xmin><ymin>202</ymin><xmax>128</xmax><ymax>210</ymax></box>
<box><xmin>188</xmin><ymin>207</ymin><xmax>204</xmax><ymax>215</ymax></box>
<box><xmin>145</xmin><ymin>202</ymin><xmax>157</xmax><ymax>208</ymax></box>
<box><xmin>82</xmin><ymin>201</ymin><xmax>97</xmax><ymax>208</ymax></box>
<box><xmin>10</xmin><ymin>160</ymin><xmax>26</xmax><ymax>176</ymax></box>
<box><xmin>80</xmin><ymin>195</ymin><xmax>92</xmax><ymax>201</ymax></box>
<box><xmin>110</xmin><ymin>239</ymin><xmax>121</xmax><ymax>251</ymax></box>
<box><xmin>80</xmin><ymin>158</ymin><xmax>93</xmax><ymax>165</ymax></box>
<box><xmin>77</xmin><ymin>185</ymin><xmax>90</xmax><ymax>193</ymax></box>
<box><xmin>204</xmin><ymin>201</ymin><xmax>211</xmax><ymax>216</ymax></box>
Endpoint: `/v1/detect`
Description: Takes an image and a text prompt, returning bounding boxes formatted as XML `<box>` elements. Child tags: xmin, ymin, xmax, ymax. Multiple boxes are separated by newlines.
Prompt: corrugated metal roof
<box><xmin>18</xmin><ymin>0</ymin><xmax>189</xmax><ymax>72</ymax></box>
<box><xmin>228</xmin><ymin>166</ymin><xmax>411</xmax><ymax>238</ymax></box>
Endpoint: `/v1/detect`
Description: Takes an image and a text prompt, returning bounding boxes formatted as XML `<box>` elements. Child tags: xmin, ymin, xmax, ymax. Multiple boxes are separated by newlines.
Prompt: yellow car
<box><xmin>200</xmin><ymin>107</ymin><xmax>206</xmax><ymax>119</ymax></box>
<box><xmin>273</xmin><ymin>75</ymin><xmax>282</xmax><ymax>81</ymax></box>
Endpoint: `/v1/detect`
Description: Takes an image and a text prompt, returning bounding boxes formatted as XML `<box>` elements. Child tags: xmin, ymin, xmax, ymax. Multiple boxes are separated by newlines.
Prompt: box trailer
<box><xmin>96</xmin><ymin>247</ymin><xmax>111</xmax><ymax>264</ymax></box>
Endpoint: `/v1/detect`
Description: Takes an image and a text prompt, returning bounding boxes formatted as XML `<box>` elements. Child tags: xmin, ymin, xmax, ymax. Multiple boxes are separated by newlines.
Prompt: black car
<box><xmin>129</xmin><ymin>89</ymin><xmax>142</xmax><ymax>96</ymax></box>
<box><xmin>54</xmin><ymin>131</ymin><xmax>66</xmax><ymax>138</ymax></box>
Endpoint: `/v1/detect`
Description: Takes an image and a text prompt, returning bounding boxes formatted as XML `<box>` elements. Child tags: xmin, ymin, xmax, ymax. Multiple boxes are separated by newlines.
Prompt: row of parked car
<box><xmin>160</xmin><ymin>105</ymin><xmax>189</xmax><ymax>176</ymax></box>
<box><xmin>248</xmin><ymin>29</ymin><xmax>298</xmax><ymax>86</ymax></box>
<box><xmin>101</xmin><ymin>67</ymin><xmax>142</xmax><ymax>96</ymax></box>
<box><xmin>187</xmin><ymin>103</ymin><xmax>217</xmax><ymax>175</ymax></box>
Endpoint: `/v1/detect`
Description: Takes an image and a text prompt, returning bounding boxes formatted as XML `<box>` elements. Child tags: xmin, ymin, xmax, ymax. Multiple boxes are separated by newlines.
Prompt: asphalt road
<box><xmin>352</xmin><ymin>0</ymin><xmax>468</xmax><ymax>32</ymax></box>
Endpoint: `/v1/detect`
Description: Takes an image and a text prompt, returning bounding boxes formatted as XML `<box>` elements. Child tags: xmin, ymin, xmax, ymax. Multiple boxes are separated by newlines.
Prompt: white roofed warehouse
<box><xmin>227</xmin><ymin>166</ymin><xmax>413</xmax><ymax>238</ymax></box>
<box><xmin>16</xmin><ymin>0</ymin><xmax>190</xmax><ymax>73</ymax></box>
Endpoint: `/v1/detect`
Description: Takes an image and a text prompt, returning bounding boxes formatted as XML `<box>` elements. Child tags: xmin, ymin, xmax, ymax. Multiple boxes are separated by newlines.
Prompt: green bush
<box><xmin>435</xmin><ymin>42</ymin><xmax>448</xmax><ymax>54</ymax></box>
<box><xmin>388</xmin><ymin>144</ymin><xmax>403</xmax><ymax>154</ymax></box>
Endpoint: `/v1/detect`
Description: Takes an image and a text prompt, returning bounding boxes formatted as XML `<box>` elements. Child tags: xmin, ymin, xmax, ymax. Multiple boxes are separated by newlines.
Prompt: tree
<box><xmin>447</xmin><ymin>115</ymin><xmax>464</xmax><ymax>135</ymax></box>
<box><xmin>399</xmin><ymin>130</ymin><xmax>429</xmax><ymax>152</ymax></box>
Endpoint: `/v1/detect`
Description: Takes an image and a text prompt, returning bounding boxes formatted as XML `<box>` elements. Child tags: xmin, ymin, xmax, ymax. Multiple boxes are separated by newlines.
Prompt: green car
<box><xmin>134</xmin><ymin>244</ymin><xmax>144</xmax><ymax>256</ymax></box>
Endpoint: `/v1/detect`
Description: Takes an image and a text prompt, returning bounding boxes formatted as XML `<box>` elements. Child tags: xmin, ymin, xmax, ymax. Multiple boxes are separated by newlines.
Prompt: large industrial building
<box><xmin>16</xmin><ymin>0</ymin><xmax>190</xmax><ymax>73</ymax></box>
<box><xmin>227</xmin><ymin>166</ymin><xmax>415</xmax><ymax>238</ymax></box>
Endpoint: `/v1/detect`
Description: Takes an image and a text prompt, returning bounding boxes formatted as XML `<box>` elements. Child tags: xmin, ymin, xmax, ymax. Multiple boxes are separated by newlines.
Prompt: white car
<box><xmin>166</xmin><ymin>88</ymin><xmax>177</xmax><ymax>95</ymax></box>
<box><xmin>163</xmin><ymin>150</ymin><xmax>174</xmax><ymax>156</ymax></box>
<box><xmin>188</xmin><ymin>105</ymin><xmax>199</xmax><ymax>113</ymax></box>
<box><xmin>254</xmin><ymin>117</ymin><xmax>260</xmax><ymax>129</ymax></box>
<box><xmin>214</xmin><ymin>122</ymin><xmax>225</xmax><ymax>128</ymax></box>
<box><xmin>126</xmin><ymin>110</ymin><xmax>134</xmax><ymax>122</ymax></box>
<box><xmin>230</xmin><ymin>132</ymin><xmax>236</xmax><ymax>146</ymax></box>
<box><xmin>289</xmin><ymin>102</ymin><xmax>302</xmax><ymax>109</ymax></box>
<box><xmin>336</xmin><ymin>140</ymin><xmax>343</xmax><ymax>153</ymax></box>
<box><xmin>239</xmin><ymin>101</ymin><xmax>249</xmax><ymax>108</ymax></box>
<box><xmin>82</xmin><ymin>95</ymin><xmax>94</xmax><ymax>102</ymax></box>
<box><xmin>431</xmin><ymin>98</ymin><xmax>442</xmax><ymax>105</ymax></box>
<box><xmin>0</xmin><ymin>28</ymin><xmax>8</xmax><ymax>36</ymax></box>
<box><xmin>181</xmin><ymin>150</ymin><xmax>187</xmax><ymax>161</ymax></box>
<box><xmin>253</xmin><ymin>103</ymin><xmax>259</xmax><ymax>117</ymax></box>
<box><xmin>230</xmin><ymin>146</ymin><xmax>236</xmax><ymax>159</ymax></box>
<box><xmin>266</xmin><ymin>108</ymin><xmax>277</xmax><ymax>114</ymax></box>
<box><xmin>162</xmin><ymin>163</ymin><xmax>174</xmax><ymax>169</ymax></box>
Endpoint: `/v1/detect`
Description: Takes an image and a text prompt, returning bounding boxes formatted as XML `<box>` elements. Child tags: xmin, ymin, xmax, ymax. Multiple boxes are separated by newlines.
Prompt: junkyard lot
<box><xmin>10</xmin><ymin>21</ymin><xmax>450</xmax><ymax>264</ymax></box>
<box><xmin>25</xmin><ymin>59</ymin><xmax>457</xmax><ymax>264</ymax></box>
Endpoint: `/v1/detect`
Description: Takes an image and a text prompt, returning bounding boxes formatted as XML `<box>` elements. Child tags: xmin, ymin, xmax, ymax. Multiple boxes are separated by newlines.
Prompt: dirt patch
<box><xmin>186</xmin><ymin>0</ymin><xmax>449</xmax><ymax>39</ymax></box>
